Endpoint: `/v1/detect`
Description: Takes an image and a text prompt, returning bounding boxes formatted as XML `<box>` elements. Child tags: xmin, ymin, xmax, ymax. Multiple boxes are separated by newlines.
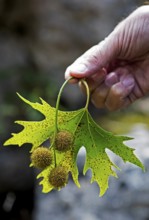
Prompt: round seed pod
<box><xmin>55</xmin><ymin>130</ymin><xmax>73</xmax><ymax>152</ymax></box>
<box><xmin>49</xmin><ymin>166</ymin><xmax>68</xmax><ymax>189</ymax></box>
<box><xmin>31</xmin><ymin>147</ymin><xmax>53</xmax><ymax>169</ymax></box>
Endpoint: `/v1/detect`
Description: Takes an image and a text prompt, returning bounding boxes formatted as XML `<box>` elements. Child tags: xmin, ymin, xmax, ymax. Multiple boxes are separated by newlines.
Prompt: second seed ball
<box><xmin>55</xmin><ymin>130</ymin><xmax>74</xmax><ymax>152</ymax></box>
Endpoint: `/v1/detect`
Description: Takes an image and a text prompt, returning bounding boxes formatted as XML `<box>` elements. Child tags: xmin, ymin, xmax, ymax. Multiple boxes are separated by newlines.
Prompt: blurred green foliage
<box><xmin>0</xmin><ymin>67</ymin><xmax>59</xmax><ymax>141</ymax></box>
<box><xmin>99</xmin><ymin>110</ymin><xmax>149</xmax><ymax>134</ymax></box>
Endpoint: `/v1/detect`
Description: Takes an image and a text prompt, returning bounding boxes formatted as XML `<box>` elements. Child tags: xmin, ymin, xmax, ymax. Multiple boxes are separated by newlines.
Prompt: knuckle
<box><xmin>91</xmin><ymin>95</ymin><xmax>104</xmax><ymax>109</ymax></box>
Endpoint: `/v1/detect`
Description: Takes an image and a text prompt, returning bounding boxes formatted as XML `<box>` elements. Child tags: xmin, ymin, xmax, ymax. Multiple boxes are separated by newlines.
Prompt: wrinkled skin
<box><xmin>65</xmin><ymin>6</ymin><xmax>149</xmax><ymax>111</ymax></box>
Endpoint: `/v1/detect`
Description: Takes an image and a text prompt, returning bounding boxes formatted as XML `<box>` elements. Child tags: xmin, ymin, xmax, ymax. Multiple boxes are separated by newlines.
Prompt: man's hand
<box><xmin>65</xmin><ymin>6</ymin><xmax>149</xmax><ymax>111</ymax></box>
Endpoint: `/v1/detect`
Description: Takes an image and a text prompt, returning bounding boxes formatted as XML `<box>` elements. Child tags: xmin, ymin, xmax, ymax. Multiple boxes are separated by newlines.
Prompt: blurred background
<box><xmin>1</xmin><ymin>0</ymin><xmax>149</xmax><ymax>220</ymax></box>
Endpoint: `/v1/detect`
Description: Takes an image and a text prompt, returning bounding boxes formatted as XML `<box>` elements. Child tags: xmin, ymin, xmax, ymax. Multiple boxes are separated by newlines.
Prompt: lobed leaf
<box><xmin>4</xmin><ymin>94</ymin><xmax>144</xmax><ymax>196</ymax></box>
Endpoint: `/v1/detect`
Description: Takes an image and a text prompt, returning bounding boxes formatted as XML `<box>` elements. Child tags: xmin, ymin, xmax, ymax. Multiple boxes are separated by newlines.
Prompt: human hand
<box><xmin>65</xmin><ymin>6</ymin><xmax>149</xmax><ymax>111</ymax></box>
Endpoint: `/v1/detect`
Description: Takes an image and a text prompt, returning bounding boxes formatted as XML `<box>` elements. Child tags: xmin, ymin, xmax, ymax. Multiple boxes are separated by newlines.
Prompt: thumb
<box><xmin>65</xmin><ymin>33</ymin><xmax>119</xmax><ymax>79</ymax></box>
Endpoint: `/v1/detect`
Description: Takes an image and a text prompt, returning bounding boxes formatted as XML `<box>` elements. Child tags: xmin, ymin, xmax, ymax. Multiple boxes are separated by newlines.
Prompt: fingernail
<box><xmin>122</xmin><ymin>77</ymin><xmax>134</xmax><ymax>87</ymax></box>
<box><xmin>71</xmin><ymin>64</ymin><xmax>87</xmax><ymax>73</ymax></box>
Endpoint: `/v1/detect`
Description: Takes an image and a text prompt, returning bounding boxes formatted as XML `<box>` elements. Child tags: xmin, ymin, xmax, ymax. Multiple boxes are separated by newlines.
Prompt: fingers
<box><xmin>91</xmin><ymin>81</ymin><xmax>134</xmax><ymax>111</ymax></box>
<box><xmin>84</xmin><ymin>68</ymin><xmax>107</xmax><ymax>91</ymax></box>
<box><xmin>91</xmin><ymin>68</ymin><xmax>135</xmax><ymax>111</ymax></box>
<box><xmin>78</xmin><ymin>68</ymin><xmax>107</xmax><ymax>100</ymax></box>
<box><xmin>65</xmin><ymin>45</ymin><xmax>101</xmax><ymax>79</ymax></box>
<box><xmin>65</xmin><ymin>35</ymin><xmax>118</xmax><ymax>80</ymax></box>
<box><xmin>105</xmin><ymin>81</ymin><xmax>134</xmax><ymax>110</ymax></box>
<box><xmin>91</xmin><ymin>83</ymin><xmax>110</xmax><ymax>108</ymax></box>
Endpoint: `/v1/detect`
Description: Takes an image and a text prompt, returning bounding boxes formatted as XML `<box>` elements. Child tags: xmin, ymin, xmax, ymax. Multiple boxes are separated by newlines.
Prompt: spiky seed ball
<box><xmin>31</xmin><ymin>147</ymin><xmax>53</xmax><ymax>169</ymax></box>
<box><xmin>55</xmin><ymin>130</ymin><xmax>73</xmax><ymax>152</ymax></box>
<box><xmin>49</xmin><ymin>166</ymin><xmax>68</xmax><ymax>189</ymax></box>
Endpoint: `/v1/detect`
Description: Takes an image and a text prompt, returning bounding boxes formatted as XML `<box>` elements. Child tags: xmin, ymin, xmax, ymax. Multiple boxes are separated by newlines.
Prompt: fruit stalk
<box><xmin>53</xmin><ymin>77</ymin><xmax>90</xmax><ymax>166</ymax></box>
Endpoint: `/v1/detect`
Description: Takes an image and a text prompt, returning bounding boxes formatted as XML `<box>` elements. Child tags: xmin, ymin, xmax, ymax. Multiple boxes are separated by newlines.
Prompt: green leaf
<box><xmin>4</xmin><ymin>94</ymin><xmax>144</xmax><ymax>196</ymax></box>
